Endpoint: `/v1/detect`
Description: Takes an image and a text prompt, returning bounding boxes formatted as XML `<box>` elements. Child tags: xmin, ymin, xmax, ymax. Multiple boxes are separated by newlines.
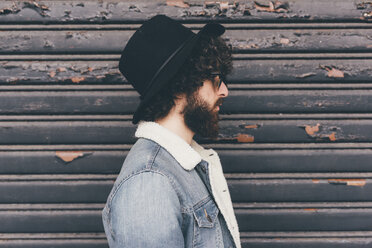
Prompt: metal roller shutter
<box><xmin>1</xmin><ymin>0</ymin><xmax>372</xmax><ymax>247</ymax></box>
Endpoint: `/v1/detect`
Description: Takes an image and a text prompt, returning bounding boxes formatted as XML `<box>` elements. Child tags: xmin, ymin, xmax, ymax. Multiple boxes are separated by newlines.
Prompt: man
<box><xmin>102</xmin><ymin>14</ymin><xmax>241</xmax><ymax>248</ymax></box>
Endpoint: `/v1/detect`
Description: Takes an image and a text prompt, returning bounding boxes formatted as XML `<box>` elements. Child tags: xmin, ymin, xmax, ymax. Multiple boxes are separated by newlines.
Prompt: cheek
<box><xmin>198</xmin><ymin>83</ymin><xmax>216</xmax><ymax>99</ymax></box>
<box><xmin>198</xmin><ymin>92</ymin><xmax>216</xmax><ymax>107</ymax></box>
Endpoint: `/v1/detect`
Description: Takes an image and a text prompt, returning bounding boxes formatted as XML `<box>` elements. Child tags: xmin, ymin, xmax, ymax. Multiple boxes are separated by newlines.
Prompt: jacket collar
<box><xmin>135</xmin><ymin>121</ymin><xmax>211</xmax><ymax>170</ymax></box>
<box><xmin>135</xmin><ymin>121</ymin><xmax>241</xmax><ymax>248</ymax></box>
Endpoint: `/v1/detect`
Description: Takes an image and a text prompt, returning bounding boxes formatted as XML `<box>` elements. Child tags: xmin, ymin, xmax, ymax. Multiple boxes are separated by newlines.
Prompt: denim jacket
<box><xmin>102</xmin><ymin>121</ymin><xmax>241</xmax><ymax>248</ymax></box>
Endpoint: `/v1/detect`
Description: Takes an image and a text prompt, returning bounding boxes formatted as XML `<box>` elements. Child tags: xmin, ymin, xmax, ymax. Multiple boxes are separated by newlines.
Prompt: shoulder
<box><xmin>110</xmin><ymin>170</ymin><xmax>179</xmax><ymax>206</ymax></box>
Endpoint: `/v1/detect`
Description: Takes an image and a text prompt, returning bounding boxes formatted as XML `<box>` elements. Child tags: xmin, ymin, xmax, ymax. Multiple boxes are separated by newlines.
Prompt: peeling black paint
<box><xmin>0</xmin><ymin>0</ymin><xmax>370</xmax><ymax>24</ymax></box>
<box><xmin>22</xmin><ymin>1</ymin><xmax>50</xmax><ymax>17</ymax></box>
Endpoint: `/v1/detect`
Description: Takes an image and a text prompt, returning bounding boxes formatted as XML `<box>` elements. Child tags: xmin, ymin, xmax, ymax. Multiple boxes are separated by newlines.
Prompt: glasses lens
<box><xmin>210</xmin><ymin>72</ymin><xmax>227</xmax><ymax>89</ymax></box>
<box><xmin>218</xmin><ymin>78</ymin><xmax>222</xmax><ymax>88</ymax></box>
<box><xmin>219</xmin><ymin>76</ymin><xmax>227</xmax><ymax>89</ymax></box>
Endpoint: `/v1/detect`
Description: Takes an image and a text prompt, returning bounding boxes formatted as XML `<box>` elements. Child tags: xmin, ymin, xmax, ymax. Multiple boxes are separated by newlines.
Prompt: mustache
<box><xmin>214</xmin><ymin>98</ymin><xmax>224</xmax><ymax>108</ymax></box>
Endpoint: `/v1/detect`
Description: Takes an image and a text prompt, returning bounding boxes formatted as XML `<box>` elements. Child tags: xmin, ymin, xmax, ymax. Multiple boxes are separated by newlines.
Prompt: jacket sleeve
<box><xmin>107</xmin><ymin>171</ymin><xmax>184</xmax><ymax>248</ymax></box>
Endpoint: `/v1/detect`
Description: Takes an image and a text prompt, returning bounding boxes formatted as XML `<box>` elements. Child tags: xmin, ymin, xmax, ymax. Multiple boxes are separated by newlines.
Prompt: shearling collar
<box><xmin>134</xmin><ymin>121</ymin><xmax>212</xmax><ymax>170</ymax></box>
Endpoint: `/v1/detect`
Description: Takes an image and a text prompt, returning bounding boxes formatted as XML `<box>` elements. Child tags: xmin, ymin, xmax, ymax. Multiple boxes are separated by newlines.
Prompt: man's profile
<box><xmin>102</xmin><ymin>14</ymin><xmax>241</xmax><ymax>248</ymax></box>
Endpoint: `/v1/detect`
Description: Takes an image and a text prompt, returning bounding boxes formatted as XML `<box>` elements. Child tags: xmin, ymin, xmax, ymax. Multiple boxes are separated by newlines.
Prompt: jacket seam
<box><xmin>146</xmin><ymin>142</ymin><xmax>161</xmax><ymax>169</ymax></box>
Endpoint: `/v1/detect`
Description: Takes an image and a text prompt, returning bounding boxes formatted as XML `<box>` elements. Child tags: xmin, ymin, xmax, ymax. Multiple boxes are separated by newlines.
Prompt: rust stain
<box><xmin>219</xmin><ymin>2</ymin><xmax>231</xmax><ymax>11</ymax></box>
<box><xmin>55</xmin><ymin>151</ymin><xmax>84</xmax><ymax>163</ymax></box>
<box><xmin>304</xmin><ymin>208</ymin><xmax>317</xmax><ymax>211</ymax></box>
<box><xmin>280</xmin><ymin>38</ymin><xmax>290</xmax><ymax>44</ymax></box>
<box><xmin>363</xmin><ymin>11</ymin><xmax>372</xmax><ymax>18</ymax></box>
<box><xmin>320</xmin><ymin>65</ymin><xmax>345</xmax><ymax>78</ymax></box>
<box><xmin>328</xmin><ymin>179</ymin><xmax>366</xmax><ymax>187</ymax></box>
<box><xmin>236</xmin><ymin>134</ymin><xmax>254</xmax><ymax>143</ymax></box>
<box><xmin>327</xmin><ymin>68</ymin><xmax>344</xmax><ymax>78</ymax></box>
<box><xmin>305</xmin><ymin>123</ymin><xmax>320</xmax><ymax>135</ymax></box>
<box><xmin>312</xmin><ymin>179</ymin><xmax>320</xmax><ymax>183</ymax></box>
<box><xmin>57</xmin><ymin>67</ymin><xmax>67</xmax><ymax>72</ymax></box>
<box><xmin>329</xmin><ymin>132</ymin><xmax>336</xmax><ymax>141</ymax></box>
<box><xmin>71</xmin><ymin>77</ymin><xmax>85</xmax><ymax>83</ymax></box>
<box><xmin>367</xmin><ymin>44</ymin><xmax>372</xmax><ymax>48</ymax></box>
<box><xmin>245</xmin><ymin>124</ymin><xmax>258</xmax><ymax>129</ymax></box>
<box><xmin>49</xmin><ymin>71</ymin><xmax>56</xmax><ymax>78</ymax></box>
<box><xmin>254</xmin><ymin>1</ymin><xmax>288</xmax><ymax>13</ymax></box>
<box><xmin>88</xmin><ymin>67</ymin><xmax>94</xmax><ymax>72</ymax></box>
<box><xmin>166</xmin><ymin>0</ymin><xmax>190</xmax><ymax>8</ymax></box>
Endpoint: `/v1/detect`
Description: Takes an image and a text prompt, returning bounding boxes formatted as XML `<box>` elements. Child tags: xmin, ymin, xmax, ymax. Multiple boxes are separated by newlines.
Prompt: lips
<box><xmin>215</xmin><ymin>101</ymin><xmax>222</xmax><ymax>111</ymax></box>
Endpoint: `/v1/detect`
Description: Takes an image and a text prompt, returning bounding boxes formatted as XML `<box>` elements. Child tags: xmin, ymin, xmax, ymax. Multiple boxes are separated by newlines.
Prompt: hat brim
<box><xmin>132</xmin><ymin>22</ymin><xmax>225</xmax><ymax>124</ymax></box>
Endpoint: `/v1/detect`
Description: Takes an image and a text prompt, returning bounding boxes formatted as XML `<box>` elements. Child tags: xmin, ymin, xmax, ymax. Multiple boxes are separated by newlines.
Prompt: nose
<box><xmin>218</xmin><ymin>81</ymin><xmax>229</xmax><ymax>98</ymax></box>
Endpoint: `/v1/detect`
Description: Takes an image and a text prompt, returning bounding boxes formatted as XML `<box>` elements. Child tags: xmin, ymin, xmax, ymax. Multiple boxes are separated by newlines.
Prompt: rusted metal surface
<box><xmin>225</xmin><ymin>90</ymin><xmax>372</xmax><ymax>113</ymax></box>
<box><xmin>241</xmin><ymin>229</ymin><xmax>372</xmax><ymax>248</ymax></box>
<box><xmin>231</xmin><ymin>58</ymin><xmax>372</xmax><ymax>83</ymax></box>
<box><xmin>229</xmin><ymin>178</ymin><xmax>372</xmax><ymax>202</ymax></box>
<box><xmin>2</xmin><ymin>28</ymin><xmax>372</xmax><ymax>54</ymax></box>
<box><xmin>0</xmin><ymin>178</ymin><xmax>113</xmax><ymax>203</ymax></box>
<box><xmin>0</xmin><ymin>207</ymin><xmax>103</xmax><ymax>232</ymax></box>
<box><xmin>0</xmin><ymin>0</ymin><xmax>371</xmax><ymax>23</ymax></box>
<box><xmin>2</xmin><ymin>146</ymin><xmax>372</xmax><ymax>174</ymax></box>
<box><xmin>0</xmin><ymin>61</ymin><xmax>123</xmax><ymax>84</ymax></box>
<box><xmin>219</xmin><ymin>148</ymin><xmax>372</xmax><ymax>173</ymax></box>
<box><xmin>217</xmin><ymin>119</ymin><xmax>372</xmax><ymax>143</ymax></box>
<box><xmin>328</xmin><ymin>178</ymin><xmax>366</xmax><ymax>186</ymax></box>
<box><xmin>241</xmin><ymin>238</ymin><xmax>372</xmax><ymax>248</ymax></box>
<box><xmin>4</xmin><ymin>89</ymin><xmax>372</xmax><ymax>114</ymax></box>
<box><xmin>0</xmin><ymin>233</ymin><xmax>107</xmax><ymax>248</ymax></box>
<box><xmin>1</xmin><ymin>119</ymin><xmax>372</xmax><ymax>144</ymax></box>
<box><xmin>236</xmin><ymin>208</ymin><xmax>372</xmax><ymax>231</ymax></box>
<box><xmin>3</xmin><ymin>59</ymin><xmax>372</xmax><ymax>84</ymax></box>
<box><xmin>55</xmin><ymin>151</ymin><xmax>88</xmax><ymax>163</ymax></box>
<box><xmin>0</xmin><ymin>150</ymin><xmax>125</xmax><ymax>174</ymax></box>
<box><xmin>3</xmin><ymin>174</ymin><xmax>368</xmax><ymax>203</ymax></box>
<box><xmin>1</xmin><ymin>1</ymin><xmax>372</xmax><ymax>247</ymax></box>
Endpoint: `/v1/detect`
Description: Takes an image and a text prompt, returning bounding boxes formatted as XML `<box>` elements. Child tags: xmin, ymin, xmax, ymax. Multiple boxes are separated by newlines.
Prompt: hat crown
<box><xmin>119</xmin><ymin>15</ymin><xmax>195</xmax><ymax>96</ymax></box>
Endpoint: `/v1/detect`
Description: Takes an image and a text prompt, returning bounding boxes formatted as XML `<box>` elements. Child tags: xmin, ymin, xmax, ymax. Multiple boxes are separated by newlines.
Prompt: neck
<box><xmin>155</xmin><ymin>105</ymin><xmax>194</xmax><ymax>145</ymax></box>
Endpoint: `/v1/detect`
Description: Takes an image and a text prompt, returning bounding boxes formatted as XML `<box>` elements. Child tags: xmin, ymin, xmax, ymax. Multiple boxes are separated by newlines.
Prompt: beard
<box><xmin>181</xmin><ymin>92</ymin><xmax>223</xmax><ymax>139</ymax></box>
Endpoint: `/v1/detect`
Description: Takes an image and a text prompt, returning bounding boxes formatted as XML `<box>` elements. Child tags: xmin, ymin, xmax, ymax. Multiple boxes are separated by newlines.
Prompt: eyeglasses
<box><xmin>210</xmin><ymin>71</ymin><xmax>227</xmax><ymax>89</ymax></box>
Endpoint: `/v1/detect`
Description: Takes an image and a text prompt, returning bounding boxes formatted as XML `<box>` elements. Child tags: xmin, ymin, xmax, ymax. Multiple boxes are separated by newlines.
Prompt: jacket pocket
<box><xmin>192</xmin><ymin>197</ymin><xmax>223</xmax><ymax>248</ymax></box>
<box><xmin>193</xmin><ymin>197</ymin><xmax>220</xmax><ymax>228</ymax></box>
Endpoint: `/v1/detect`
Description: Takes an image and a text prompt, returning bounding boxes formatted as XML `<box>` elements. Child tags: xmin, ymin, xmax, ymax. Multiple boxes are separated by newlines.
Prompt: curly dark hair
<box><xmin>137</xmin><ymin>33</ymin><xmax>233</xmax><ymax>123</ymax></box>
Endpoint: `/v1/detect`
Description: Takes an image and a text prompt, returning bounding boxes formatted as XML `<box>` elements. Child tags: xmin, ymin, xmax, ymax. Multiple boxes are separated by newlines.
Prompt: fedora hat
<box><xmin>118</xmin><ymin>14</ymin><xmax>226</xmax><ymax>124</ymax></box>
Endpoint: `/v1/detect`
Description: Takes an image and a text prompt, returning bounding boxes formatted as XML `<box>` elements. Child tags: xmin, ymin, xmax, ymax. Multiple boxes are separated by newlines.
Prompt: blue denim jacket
<box><xmin>102</xmin><ymin>121</ymin><xmax>241</xmax><ymax>248</ymax></box>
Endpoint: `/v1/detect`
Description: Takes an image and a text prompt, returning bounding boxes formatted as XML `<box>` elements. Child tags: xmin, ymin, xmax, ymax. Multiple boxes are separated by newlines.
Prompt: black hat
<box><xmin>118</xmin><ymin>14</ymin><xmax>226</xmax><ymax>124</ymax></box>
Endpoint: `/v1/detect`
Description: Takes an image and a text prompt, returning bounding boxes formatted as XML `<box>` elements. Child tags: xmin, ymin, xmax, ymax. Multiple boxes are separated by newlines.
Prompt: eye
<box><xmin>209</xmin><ymin>71</ymin><xmax>224</xmax><ymax>89</ymax></box>
<box><xmin>210</xmin><ymin>78</ymin><xmax>218</xmax><ymax>89</ymax></box>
